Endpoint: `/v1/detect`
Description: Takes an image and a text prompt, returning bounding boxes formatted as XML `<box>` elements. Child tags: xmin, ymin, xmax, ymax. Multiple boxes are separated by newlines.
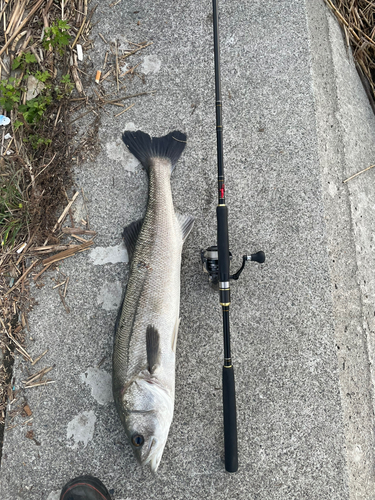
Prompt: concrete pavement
<box><xmin>1</xmin><ymin>1</ymin><xmax>375</xmax><ymax>498</ymax></box>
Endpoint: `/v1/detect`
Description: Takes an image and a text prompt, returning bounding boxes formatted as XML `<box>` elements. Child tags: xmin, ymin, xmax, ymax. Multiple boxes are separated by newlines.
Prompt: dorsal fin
<box><xmin>122</xmin><ymin>219</ymin><xmax>143</xmax><ymax>261</ymax></box>
<box><xmin>146</xmin><ymin>325</ymin><xmax>160</xmax><ymax>374</ymax></box>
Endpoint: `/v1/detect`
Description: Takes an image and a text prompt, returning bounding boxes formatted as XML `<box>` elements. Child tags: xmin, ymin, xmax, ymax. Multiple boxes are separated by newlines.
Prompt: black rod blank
<box><xmin>212</xmin><ymin>0</ymin><xmax>238</xmax><ymax>473</ymax></box>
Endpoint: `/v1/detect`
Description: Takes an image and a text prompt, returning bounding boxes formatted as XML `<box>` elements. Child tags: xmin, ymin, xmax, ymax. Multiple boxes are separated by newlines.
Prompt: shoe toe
<box><xmin>60</xmin><ymin>475</ymin><xmax>111</xmax><ymax>500</ymax></box>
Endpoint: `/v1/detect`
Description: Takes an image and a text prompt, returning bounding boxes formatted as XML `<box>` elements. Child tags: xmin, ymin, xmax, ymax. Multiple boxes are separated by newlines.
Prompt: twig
<box><xmin>125</xmin><ymin>40</ymin><xmax>143</xmax><ymax>47</ymax></box>
<box><xmin>54</xmin><ymin>104</ymin><xmax>62</xmax><ymax>128</ymax></box>
<box><xmin>53</xmin><ymin>191</ymin><xmax>79</xmax><ymax>232</ymax></box>
<box><xmin>30</xmin><ymin>45</ymin><xmax>45</xmax><ymax>71</ymax></box>
<box><xmin>24</xmin><ymin>366</ymin><xmax>53</xmax><ymax>385</ymax></box>
<box><xmin>0</xmin><ymin>1</ymin><xmax>8</xmax><ymax>21</ymax></box>
<box><xmin>27</xmin><ymin>153</ymin><xmax>57</xmax><ymax>188</ymax></box>
<box><xmin>122</xmin><ymin>41</ymin><xmax>153</xmax><ymax>59</ymax></box>
<box><xmin>100</xmin><ymin>67</ymin><xmax>113</xmax><ymax>81</ymax></box>
<box><xmin>97</xmin><ymin>356</ymin><xmax>106</xmax><ymax>368</ymax></box>
<box><xmin>81</xmin><ymin>187</ymin><xmax>90</xmax><ymax>229</ymax></box>
<box><xmin>69</xmin><ymin>107</ymin><xmax>97</xmax><ymax>125</ymax></box>
<box><xmin>5</xmin><ymin>260</ymin><xmax>39</xmax><ymax>296</ymax></box>
<box><xmin>114</xmin><ymin>102</ymin><xmax>135</xmax><ymax>117</ymax></box>
<box><xmin>42</xmin><ymin>240</ymin><xmax>94</xmax><ymax>266</ymax></box>
<box><xmin>31</xmin><ymin>349</ymin><xmax>48</xmax><ymax>366</ymax></box>
<box><xmin>32</xmin><ymin>262</ymin><xmax>52</xmax><ymax>281</ymax></box>
<box><xmin>15</xmin><ymin>230</ymin><xmax>36</xmax><ymax>265</ymax></box>
<box><xmin>119</xmin><ymin>63</ymin><xmax>140</xmax><ymax>78</ymax></box>
<box><xmin>172</xmin><ymin>136</ymin><xmax>187</xmax><ymax>143</ymax></box>
<box><xmin>115</xmin><ymin>39</ymin><xmax>119</xmax><ymax>92</ymax></box>
<box><xmin>343</xmin><ymin>164</ymin><xmax>375</xmax><ymax>183</ymax></box>
<box><xmin>71</xmin><ymin>234</ymin><xmax>87</xmax><ymax>243</ymax></box>
<box><xmin>0</xmin><ymin>0</ymin><xmax>46</xmax><ymax>57</ymax></box>
<box><xmin>6</xmin><ymin>415</ymin><xmax>34</xmax><ymax>430</ymax></box>
<box><xmin>3</xmin><ymin>137</ymin><xmax>14</xmax><ymax>156</ymax></box>
<box><xmin>58</xmin><ymin>288</ymin><xmax>70</xmax><ymax>313</ymax></box>
<box><xmin>62</xmin><ymin>228</ymin><xmax>96</xmax><ymax>235</ymax></box>
<box><xmin>53</xmin><ymin>281</ymin><xmax>66</xmax><ymax>289</ymax></box>
<box><xmin>0</xmin><ymin>57</ymin><xmax>9</xmax><ymax>75</ymax></box>
<box><xmin>32</xmin><ymin>245</ymin><xmax>76</xmax><ymax>252</ymax></box>
<box><xmin>11</xmin><ymin>29</ymin><xmax>27</xmax><ymax>52</ymax></box>
<box><xmin>71</xmin><ymin>17</ymin><xmax>86</xmax><ymax>49</ymax></box>
<box><xmin>71</xmin><ymin>53</ymin><xmax>83</xmax><ymax>93</ymax></box>
<box><xmin>63</xmin><ymin>276</ymin><xmax>69</xmax><ymax>297</ymax></box>
<box><xmin>24</xmin><ymin>380</ymin><xmax>55</xmax><ymax>389</ymax></box>
<box><xmin>0</xmin><ymin>320</ymin><xmax>33</xmax><ymax>363</ymax></box>
<box><xmin>5</xmin><ymin>0</ymin><xmax>21</xmax><ymax>36</ymax></box>
<box><xmin>99</xmin><ymin>32</ymin><xmax>108</xmax><ymax>44</ymax></box>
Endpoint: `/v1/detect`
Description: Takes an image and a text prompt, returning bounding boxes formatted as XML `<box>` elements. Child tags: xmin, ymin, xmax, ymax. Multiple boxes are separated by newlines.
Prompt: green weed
<box><xmin>0</xmin><ymin>77</ymin><xmax>23</xmax><ymax>112</ymax></box>
<box><xmin>19</xmin><ymin>95</ymin><xmax>53</xmax><ymax>124</ymax></box>
<box><xmin>0</xmin><ymin>72</ymin><xmax>70</xmax><ymax>124</ymax></box>
<box><xmin>43</xmin><ymin>20</ymin><xmax>71</xmax><ymax>54</ymax></box>
<box><xmin>23</xmin><ymin>134</ymin><xmax>52</xmax><ymax>150</ymax></box>
<box><xmin>35</xmin><ymin>71</ymin><xmax>51</xmax><ymax>83</ymax></box>
<box><xmin>12</xmin><ymin>53</ymin><xmax>37</xmax><ymax>71</ymax></box>
<box><xmin>59</xmin><ymin>73</ymin><xmax>74</xmax><ymax>96</ymax></box>
<box><xmin>0</xmin><ymin>173</ymin><xmax>28</xmax><ymax>248</ymax></box>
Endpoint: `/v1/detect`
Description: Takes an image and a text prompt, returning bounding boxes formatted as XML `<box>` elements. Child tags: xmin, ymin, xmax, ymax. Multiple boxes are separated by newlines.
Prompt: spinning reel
<box><xmin>201</xmin><ymin>246</ymin><xmax>265</xmax><ymax>288</ymax></box>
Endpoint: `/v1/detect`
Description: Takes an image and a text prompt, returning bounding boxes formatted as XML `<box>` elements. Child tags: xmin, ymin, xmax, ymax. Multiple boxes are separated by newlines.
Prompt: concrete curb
<box><xmin>307</xmin><ymin>1</ymin><xmax>375</xmax><ymax>497</ymax></box>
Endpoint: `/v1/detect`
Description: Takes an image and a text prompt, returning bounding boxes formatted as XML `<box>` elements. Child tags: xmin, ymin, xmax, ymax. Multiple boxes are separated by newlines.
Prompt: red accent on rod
<box><xmin>220</xmin><ymin>184</ymin><xmax>225</xmax><ymax>199</ymax></box>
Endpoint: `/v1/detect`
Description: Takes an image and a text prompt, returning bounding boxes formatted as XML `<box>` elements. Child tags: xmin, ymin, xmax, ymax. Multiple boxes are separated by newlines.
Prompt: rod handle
<box><xmin>217</xmin><ymin>205</ymin><xmax>230</xmax><ymax>282</ymax></box>
<box><xmin>222</xmin><ymin>364</ymin><xmax>238</xmax><ymax>472</ymax></box>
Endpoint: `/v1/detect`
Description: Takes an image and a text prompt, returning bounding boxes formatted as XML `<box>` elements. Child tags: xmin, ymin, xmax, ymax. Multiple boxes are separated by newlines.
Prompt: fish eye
<box><xmin>131</xmin><ymin>434</ymin><xmax>144</xmax><ymax>447</ymax></box>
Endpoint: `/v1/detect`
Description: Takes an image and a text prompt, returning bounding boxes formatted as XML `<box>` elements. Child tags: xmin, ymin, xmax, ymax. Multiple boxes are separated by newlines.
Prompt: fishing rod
<box><xmin>201</xmin><ymin>0</ymin><xmax>265</xmax><ymax>473</ymax></box>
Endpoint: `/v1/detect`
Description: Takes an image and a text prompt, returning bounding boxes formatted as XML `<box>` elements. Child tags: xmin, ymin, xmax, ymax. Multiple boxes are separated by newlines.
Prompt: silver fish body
<box><xmin>113</xmin><ymin>131</ymin><xmax>193</xmax><ymax>472</ymax></box>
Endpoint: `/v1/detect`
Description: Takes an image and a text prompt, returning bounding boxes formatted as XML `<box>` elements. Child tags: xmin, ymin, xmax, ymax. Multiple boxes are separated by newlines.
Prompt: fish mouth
<box><xmin>142</xmin><ymin>437</ymin><xmax>164</xmax><ymax>473</ymax></box>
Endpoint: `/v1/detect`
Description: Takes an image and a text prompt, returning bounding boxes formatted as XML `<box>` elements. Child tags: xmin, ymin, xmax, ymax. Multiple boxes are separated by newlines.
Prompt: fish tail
<box><xmin>122</xmin><ymin>130</ymin><xmax>187</xmax><ymax>172</ymax></box>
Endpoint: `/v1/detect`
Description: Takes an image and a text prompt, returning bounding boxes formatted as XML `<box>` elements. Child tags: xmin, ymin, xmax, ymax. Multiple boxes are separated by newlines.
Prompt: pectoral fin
<box><xmin>146</xmin><ymin>325</ymin><xmax>160</xmax><ymax>374</ymax></box>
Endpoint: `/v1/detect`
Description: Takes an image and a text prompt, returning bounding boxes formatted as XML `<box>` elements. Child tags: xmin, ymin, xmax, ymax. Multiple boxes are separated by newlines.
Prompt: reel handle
<box><xmin>247</xmin><ymin>251</ymin><xmax>265</xmax><ymax>264</ymax></box>
<box><xmin>223</xmin><ymin>364</ymin><xmax>238</xmax><ymax>472</ymax></box>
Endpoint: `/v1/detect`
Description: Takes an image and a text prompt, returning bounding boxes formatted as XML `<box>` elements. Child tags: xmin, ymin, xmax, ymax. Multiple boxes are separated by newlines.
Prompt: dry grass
<box><xmin>325</xmin><ymin>0</ymin><xmax>375</xmax><ymax>113</ymax></box>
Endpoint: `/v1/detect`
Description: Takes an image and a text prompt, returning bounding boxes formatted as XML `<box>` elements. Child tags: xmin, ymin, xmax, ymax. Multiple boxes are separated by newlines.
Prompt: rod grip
<box><xmin>217</xmin><ymin>205</ymin><xmax>230</xmax><ymax>282</ymax></box>
<box><xmin>222</xmin><ymin>364</ymin><xmax>238</xmax><ymax>472</ymax></box>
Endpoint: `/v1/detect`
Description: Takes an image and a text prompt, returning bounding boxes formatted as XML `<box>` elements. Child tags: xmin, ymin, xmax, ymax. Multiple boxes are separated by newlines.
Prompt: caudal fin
<box><xmin>122</xmin><ymin>130</ymin><xmax>187</xmax><ymax>172</ymax></box>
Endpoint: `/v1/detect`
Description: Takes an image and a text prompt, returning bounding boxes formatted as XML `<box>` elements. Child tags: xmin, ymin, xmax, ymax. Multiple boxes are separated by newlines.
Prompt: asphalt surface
<box><xmin>1</xmin><ymin>1</ymin><xmax>375</xmax><ymax>499</ymax></box>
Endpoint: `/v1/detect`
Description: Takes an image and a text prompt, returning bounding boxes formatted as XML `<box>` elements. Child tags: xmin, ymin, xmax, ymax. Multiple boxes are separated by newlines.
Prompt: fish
<box><xmin>113</xmin><ymin>130</ymin><xmax>194</xmax><ymax>472</ymax></box>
